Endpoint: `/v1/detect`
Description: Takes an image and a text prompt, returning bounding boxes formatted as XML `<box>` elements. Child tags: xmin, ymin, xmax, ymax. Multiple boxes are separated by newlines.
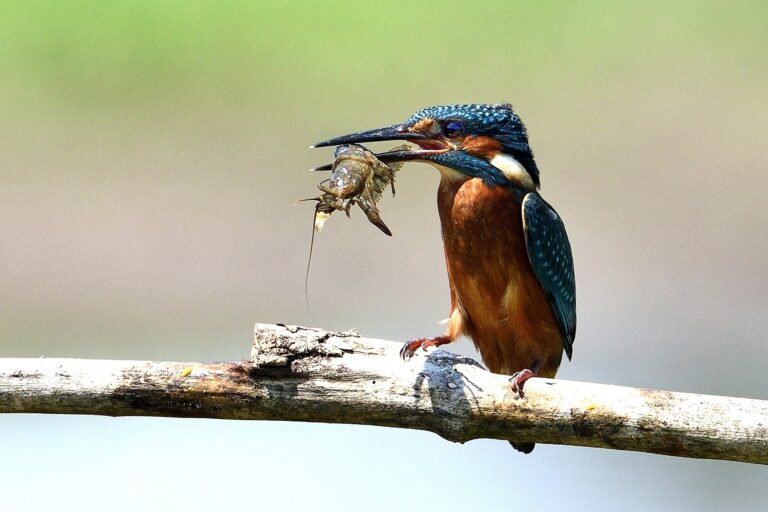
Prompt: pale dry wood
<box><xmin>0</xmin><ymin>323</ymin><xmax>766</xmax><ymax>464</ymax></box>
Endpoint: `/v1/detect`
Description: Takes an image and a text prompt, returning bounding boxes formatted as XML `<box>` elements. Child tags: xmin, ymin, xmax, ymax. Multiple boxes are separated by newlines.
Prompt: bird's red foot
<box><xmin>399</xmin><ymin>335</ymin><xmax>451</xmax><ymax>361</ymax></box>
<box><xmin>509</xmin><ymin>369</ymin><xmax>537</xmax><ymax>397</ymax></box>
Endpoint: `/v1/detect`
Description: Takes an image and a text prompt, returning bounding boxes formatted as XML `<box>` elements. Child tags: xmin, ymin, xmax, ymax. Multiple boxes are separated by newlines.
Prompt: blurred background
<box><xmin>1</xmin><ymin>1</ymin><xmax>766</xmax><ymax>510</ymax></box>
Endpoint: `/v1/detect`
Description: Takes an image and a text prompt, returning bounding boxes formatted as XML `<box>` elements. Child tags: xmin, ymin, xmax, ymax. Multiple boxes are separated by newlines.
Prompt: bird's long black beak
<box><xmin>373</xmin><ymin>148</ymin><xmax>442</xmax><ymax>164</ymax></box>
<box><xmin>311</xmin><ymin>124</ymin><xmax>426</xmax><ymax>148</ymax></box>
<box><xmin>310</xmin><ymin>124</ymin><xmax>449</xmax><ymax>171</ymax></box>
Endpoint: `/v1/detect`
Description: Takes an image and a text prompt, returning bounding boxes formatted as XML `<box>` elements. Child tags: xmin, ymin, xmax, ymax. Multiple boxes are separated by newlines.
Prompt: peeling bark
<box><xmin>0</xmin><ymin>323</ymin><xmax>765</xmax><ymax>464</ymax></box>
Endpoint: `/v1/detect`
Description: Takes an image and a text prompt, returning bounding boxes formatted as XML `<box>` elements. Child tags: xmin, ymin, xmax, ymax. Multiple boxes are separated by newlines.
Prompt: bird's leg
<box><xmin>509</xmin><ymin>370</ymin><xmax>536</xmax><ymax>397</ymax></box>
<box><xmin>509</xmin><ymin>358</ymin><xmax>544</xmax><ymax>398</ymax></box>
<box><xmin>399</xmin><ymin>335</ymin><xmax>452</xmax><ymax>361</ymax></box>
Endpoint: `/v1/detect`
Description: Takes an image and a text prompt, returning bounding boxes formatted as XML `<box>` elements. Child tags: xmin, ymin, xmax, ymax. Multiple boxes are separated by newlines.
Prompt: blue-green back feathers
<box><xmin>522</xmin><ymin>193</ymin><xmax>576</xmax><ymax>359</ymax></box>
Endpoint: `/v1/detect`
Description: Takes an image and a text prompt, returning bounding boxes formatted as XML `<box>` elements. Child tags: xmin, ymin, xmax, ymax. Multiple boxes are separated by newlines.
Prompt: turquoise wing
<box><xmin>522</xmin><ymin>193</ymin><xmax>576</xmax><ymax>359</ymax></box>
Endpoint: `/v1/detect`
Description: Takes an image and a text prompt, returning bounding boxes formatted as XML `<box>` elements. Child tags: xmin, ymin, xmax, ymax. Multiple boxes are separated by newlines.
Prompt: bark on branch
<box><xmin>1</xmin><ymin>323</ymin><xmax>766</xmax><ymax>464</ymax></box>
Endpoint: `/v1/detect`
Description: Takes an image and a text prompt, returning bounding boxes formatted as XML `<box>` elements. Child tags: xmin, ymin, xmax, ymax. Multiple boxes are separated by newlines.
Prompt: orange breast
<box><xmin>437</xmin><ymin>177</ymin><xmax>564</xmax><ymax>377</ymax></box>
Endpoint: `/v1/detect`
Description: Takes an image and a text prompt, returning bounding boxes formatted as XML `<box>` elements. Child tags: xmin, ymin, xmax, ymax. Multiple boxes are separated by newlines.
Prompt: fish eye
<box><xmin>443</xmin><ymin>120</ymin><xmax>465</xmax><ymax>138</ymax></box>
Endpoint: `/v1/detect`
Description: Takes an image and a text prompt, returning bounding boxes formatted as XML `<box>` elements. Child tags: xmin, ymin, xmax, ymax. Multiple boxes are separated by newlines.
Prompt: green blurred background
<box><xmin>1</xmin><ymin>1</ymin><xmax>767</xmax><ymax>510</ymax></box>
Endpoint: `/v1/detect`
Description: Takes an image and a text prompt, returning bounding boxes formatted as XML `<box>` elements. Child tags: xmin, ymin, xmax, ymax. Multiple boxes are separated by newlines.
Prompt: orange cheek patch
<box><xmin>410</xmin><ymin>117</ymin><xmax>436</xmax><ymax>133</ymax></box>
<box><xmin>462</xmin><ymin>135</ymin><xmax>502</xmax><ymax>157</ymax></box>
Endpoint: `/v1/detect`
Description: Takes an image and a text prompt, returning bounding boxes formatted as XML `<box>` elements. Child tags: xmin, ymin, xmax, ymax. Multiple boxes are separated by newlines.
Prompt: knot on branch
<box><xmin>252</xmin><ymin>323</ymin><xmax>357</xmax><ymax>366</ymax></box>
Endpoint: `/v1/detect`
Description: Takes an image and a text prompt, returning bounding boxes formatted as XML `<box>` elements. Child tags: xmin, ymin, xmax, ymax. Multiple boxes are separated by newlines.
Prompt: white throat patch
<box><xmin>427</xmin><ymin>161</ymin><xmax>467</xmax><ymax>182</ymax></box>
<box><xmin>490</xmin><ymin>152</ymin><xmax>536</xmax><ymax>191</ymax></box>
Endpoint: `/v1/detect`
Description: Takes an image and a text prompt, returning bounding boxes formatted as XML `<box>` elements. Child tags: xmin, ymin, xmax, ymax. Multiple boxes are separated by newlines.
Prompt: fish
<box><xmin>310</xmin><ymin>143</ymin><xmax>406</xmax><ymax>235</ymax></box>
<box><xmin>303</xmin><ymin>143</ymin><xmax>407</xmax><ymax>305</ymax></box>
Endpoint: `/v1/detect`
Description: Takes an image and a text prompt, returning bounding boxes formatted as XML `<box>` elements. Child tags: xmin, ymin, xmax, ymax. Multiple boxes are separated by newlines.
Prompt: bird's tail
<box><xmin>509</xmin><ymin>441</ymin><xmax>535</xmax><ymax>454</ymax></box>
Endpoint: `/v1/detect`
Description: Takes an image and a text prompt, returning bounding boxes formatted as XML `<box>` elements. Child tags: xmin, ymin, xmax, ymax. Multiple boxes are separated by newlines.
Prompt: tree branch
<box><xmin>1</xmin><ymin>323</ymin><xmax>766</xmax><ymax>464</ymax></box>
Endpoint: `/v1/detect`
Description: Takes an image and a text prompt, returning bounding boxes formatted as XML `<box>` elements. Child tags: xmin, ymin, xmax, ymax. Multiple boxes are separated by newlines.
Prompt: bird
<box><xmin>312</xmin><ymin>103</ymin><xmax>576</xmax><ymax>453</ymax></box>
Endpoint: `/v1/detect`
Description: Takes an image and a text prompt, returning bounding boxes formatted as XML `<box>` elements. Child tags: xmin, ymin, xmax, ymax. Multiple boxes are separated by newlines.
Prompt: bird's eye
<box><xmin>443</xmin><ymin>120</ymin><xmax>465</xmax><ymax>138</ymax></box>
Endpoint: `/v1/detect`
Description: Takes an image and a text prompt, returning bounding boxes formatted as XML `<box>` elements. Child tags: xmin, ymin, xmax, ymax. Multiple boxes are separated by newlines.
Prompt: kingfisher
<box><xmin>313</xmin><ymin>103</ymin><xmax>576</xmax><ymax>453</ymax></box>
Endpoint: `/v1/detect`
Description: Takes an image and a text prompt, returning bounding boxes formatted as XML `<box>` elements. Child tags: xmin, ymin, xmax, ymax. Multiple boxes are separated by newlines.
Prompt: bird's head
<box><xmin>313</xmin><ymin>103</ymin><xmax>540</xmax><ymax>191</ymax></box>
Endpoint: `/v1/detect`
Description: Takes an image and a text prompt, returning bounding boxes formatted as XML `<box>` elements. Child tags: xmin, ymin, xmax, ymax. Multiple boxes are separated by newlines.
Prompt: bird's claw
<box><xmin>509</xmin><ymin>369</ymin><xmax>536</xmax><ymax>398</ymax></box>
<box><xmin>399</xmin><ymin>338</ymin><xmax>427</xmax><ymax>361</ymax></box>
<box><xmin>399</xmin><ymin>335</ymin><xmax>452</xmax><ymax>361</ymax></box>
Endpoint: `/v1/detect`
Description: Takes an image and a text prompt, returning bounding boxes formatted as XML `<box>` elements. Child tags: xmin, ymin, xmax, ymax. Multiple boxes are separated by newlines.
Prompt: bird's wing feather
<box><xmin>521</xmin><ymin>193</ymin><xmax>576</xmax><ymax>359</ymax></box>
